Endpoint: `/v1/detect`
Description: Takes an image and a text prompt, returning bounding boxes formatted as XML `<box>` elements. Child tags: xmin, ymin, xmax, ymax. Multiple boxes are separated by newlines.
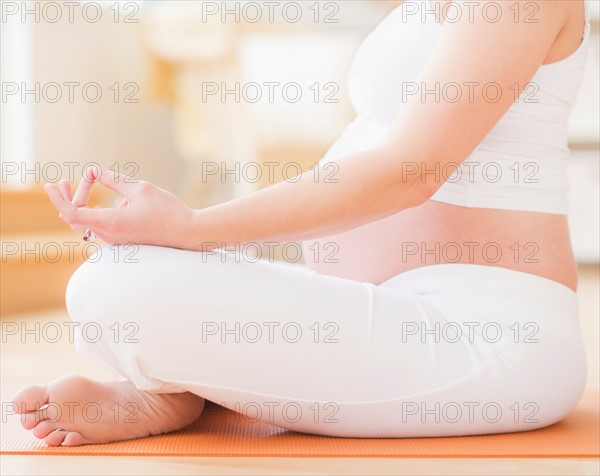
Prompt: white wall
<box><xmin>28</xmin><ymin>2</ymin><xmax>184</xmax><ymax>190</ymax></box>
<box><xmin>1</xmin><ymin>9</ymin><xmax>33</xmax><ymax>188</ymax></box>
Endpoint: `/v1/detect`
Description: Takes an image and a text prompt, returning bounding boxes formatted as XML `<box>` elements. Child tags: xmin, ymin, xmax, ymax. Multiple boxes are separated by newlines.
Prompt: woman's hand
<box><xmin>44</xmin><ymin>167</ymin><xmax>197</xmax><ymax>250</ymax></box>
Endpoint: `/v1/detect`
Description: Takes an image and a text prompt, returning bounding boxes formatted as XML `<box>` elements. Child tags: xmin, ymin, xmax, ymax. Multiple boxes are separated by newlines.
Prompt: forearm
<box><xmin>185</xmin><ymin>146</ymin><xmax>429</xmax><ymax>251</ymax></box>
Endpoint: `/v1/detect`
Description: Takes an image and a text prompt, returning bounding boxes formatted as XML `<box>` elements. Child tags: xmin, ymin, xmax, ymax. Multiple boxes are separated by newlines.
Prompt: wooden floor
<box><xmin>2</xmin><ymin>455</ymin><xmax>599</xmax><ymax>475</ymax></box>
<box><xmin>1</xmin><ymin>265</ymin><xmax>598</xmax><ymax>475</ymax></box>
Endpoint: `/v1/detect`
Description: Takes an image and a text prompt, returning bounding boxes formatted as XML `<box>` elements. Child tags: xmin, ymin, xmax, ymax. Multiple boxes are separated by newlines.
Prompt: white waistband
<box><xmin>381</xmin><ymin>263</ymin><xmax>578</xmax><ymax>305</ymax></box>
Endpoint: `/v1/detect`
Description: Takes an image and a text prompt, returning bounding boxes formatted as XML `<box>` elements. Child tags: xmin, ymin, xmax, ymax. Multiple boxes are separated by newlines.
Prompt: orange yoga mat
<box><xmin>1</xmin><ymin>392</ymin><xmax>598</xmax><ymax>458</ymax></box>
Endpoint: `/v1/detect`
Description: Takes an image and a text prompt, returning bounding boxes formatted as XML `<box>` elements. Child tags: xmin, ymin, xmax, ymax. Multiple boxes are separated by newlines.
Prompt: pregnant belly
<box><xmin>302</xmin><ymin>200</ymin><xmax>577</xmax><ymax>291</ymax></box>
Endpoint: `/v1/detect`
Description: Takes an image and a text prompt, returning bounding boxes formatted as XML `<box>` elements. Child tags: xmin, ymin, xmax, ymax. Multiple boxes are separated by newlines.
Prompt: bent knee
<box><xmin>66</xmin><ymin>244</ymin><xmax>184</xmax><ymax>326</ymax></box>
<box><xmin>66</xmin><ymin>245</ymin><xmax>130</xmax><ymax>325</ymax></box>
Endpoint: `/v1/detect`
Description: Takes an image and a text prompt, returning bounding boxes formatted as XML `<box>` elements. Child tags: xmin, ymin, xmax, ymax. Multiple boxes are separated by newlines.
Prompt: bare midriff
<box><xmin>302</xmin><ymin>201</ymin><xmax>578</xmax><ymax>291</ymax></box>
<box><xmin>302</xmin><ymin>2</ymin><xmax>584</xmax><ymax>291</ymax></box>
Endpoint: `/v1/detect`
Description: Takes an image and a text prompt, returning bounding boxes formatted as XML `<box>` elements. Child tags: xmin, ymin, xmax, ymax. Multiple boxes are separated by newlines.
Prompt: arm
<box><xmin>45</xmin><ymin>1</ymin><xmax>567</xmax><ymax>250</ymax></box>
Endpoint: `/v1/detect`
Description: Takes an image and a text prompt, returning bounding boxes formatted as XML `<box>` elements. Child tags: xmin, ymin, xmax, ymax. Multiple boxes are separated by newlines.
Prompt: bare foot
<box><xmin>12</xmin><ymin>375</ymin><xmax>205</xmax><ymax>446</ymax></box>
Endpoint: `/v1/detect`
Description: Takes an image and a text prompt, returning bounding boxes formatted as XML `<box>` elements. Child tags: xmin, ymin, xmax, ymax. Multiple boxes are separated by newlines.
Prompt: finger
<box><xmin>68</xmin><ymin>222</ymin><xmax>88</xmax><ymax>235</ymax></box>
<box><xmin>72</xmin><ymin>166</ymin><xmax>98</xmax><ymax>207</ymax></box>
<box><xmin>45</xmin><ymin>184</ymin><xmax>111</xmax><ymax>229</ymax></box>
<box><xmin>95</xmin><ymin>168</ymin><xmax>141</xmax><ymax>198</ymax></box>
<box><xmin>58</xmin><ymin>180</ymin><xmax>73</xmax><ymax>201</ymax></box>
<box><xmin>44</xmin><ymin>184</ymin><xmax>66</xmax><ymax>215</ymax></box>
<box><xmin>58</xmin><ymin>213</ymin><xmax>87</xmax><ymax>235</ymax></box>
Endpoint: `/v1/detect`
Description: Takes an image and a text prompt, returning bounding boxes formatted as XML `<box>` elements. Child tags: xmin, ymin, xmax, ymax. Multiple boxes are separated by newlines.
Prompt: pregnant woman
<box><xmin>16</xmin><ymin>0</ymin><xmax>590</xmax><ymax>445</ymax></box>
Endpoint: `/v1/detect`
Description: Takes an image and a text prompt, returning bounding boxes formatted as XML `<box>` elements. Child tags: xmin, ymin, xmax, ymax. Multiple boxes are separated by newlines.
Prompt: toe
<box><xmin>63</xmin><ymin>431</ymin><xmax>87</xmax><ymax>446</ymax></box>
<box><xmin>13</xmin><ymin>384</ymin><xmax>49</xmax><ymax>414</ymax></box>
<box><xmin>45</xmin><ymin>429</ymin><xmax>68</xmax><ymax>447</ymax></box>
<box><xmin>19</xmin><ymin>403</ymin><xmax>58</xmax><ymax>430</ymax></box>
<box><xmin>21</xmin><ymin>412</ymin><xmax>46</xmax><ymax>430</ymax></box>
<box><xmin>32</xmin><ymin>420</ymin><xmax>58</xmax><ymax>439</ymax></box>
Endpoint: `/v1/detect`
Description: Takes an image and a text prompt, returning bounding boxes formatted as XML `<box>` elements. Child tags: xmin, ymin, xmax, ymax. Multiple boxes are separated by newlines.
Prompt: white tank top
<box><xmin>320</xmin><ymin>0</ymin><xmax>591</xmax><ymax>214</ymax></box>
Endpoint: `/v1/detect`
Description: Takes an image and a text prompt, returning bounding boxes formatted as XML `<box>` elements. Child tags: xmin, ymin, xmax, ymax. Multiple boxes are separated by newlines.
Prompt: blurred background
<box><xmin>1</xmin><ymin>0</ymin><xmax>598</xmax><ymax>315</ymax></box>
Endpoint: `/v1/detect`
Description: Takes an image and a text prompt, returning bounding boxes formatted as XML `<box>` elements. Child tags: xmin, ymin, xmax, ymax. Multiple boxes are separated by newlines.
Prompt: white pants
<box><xmin>66</xmin><ymin>245</ymin><xmax>587</xmax><ymax>437</ymax></box>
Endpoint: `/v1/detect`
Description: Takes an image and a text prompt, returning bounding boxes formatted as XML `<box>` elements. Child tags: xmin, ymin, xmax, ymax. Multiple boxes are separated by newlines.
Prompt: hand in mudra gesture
<box><xmin>44</xmin><ymin>167</ymin><xmax>196</xmax><ymax>249</ymax></box>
